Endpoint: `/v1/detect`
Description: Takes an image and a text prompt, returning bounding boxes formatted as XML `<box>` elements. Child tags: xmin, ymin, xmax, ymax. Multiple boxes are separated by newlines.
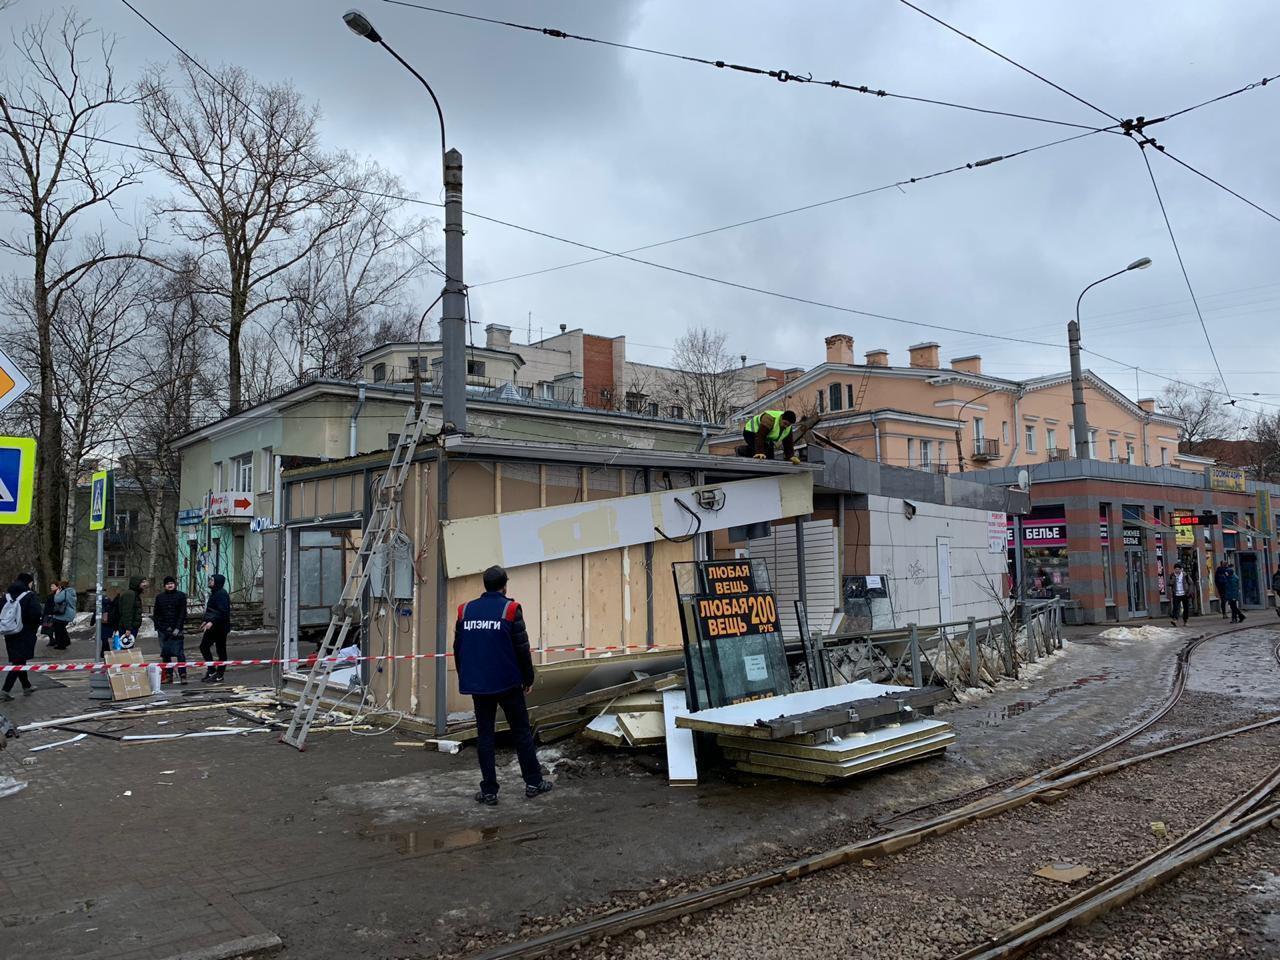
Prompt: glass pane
<box><xmin>299</xmin><ymin>548</ymin><xmax>322</xmax><ymax>606</ymax></box>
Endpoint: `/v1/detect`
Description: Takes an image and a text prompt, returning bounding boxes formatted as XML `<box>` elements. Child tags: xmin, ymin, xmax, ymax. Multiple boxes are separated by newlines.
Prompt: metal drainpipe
<box><xmin>1008</xmin><ymin>388</ymin><xmax>1024</xmax><ymax>466</ymax></box>
<box><xmin>349</xmin><ymin>380</ymin><xmax>367</xmax><ymax>457</ymax></box>
<box><xmin>871</xmin><ymin>412</ymin><xmax>882</xmax><ymax>462</ymax></box>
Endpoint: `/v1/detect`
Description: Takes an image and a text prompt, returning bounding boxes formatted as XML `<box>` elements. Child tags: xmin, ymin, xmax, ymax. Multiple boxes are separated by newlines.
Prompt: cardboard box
<box><xmin>104</xmin><ymin>649</ymin><xmax>151</xmax><ymax>701</ymax></box>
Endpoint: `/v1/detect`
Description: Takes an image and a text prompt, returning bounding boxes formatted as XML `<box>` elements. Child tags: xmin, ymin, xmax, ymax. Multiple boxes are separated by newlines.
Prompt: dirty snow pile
<box><xmin>1098</xmin><ymin>624</ymin><xmax>1184</xmax><ymax>642</ymax></box>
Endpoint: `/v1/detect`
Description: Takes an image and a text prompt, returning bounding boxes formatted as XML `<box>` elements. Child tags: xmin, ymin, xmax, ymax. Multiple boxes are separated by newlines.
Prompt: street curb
<box><xmin>154</xmin><ymin>933</ymin><xmax>283</xmax><ymax>960</ymax></box>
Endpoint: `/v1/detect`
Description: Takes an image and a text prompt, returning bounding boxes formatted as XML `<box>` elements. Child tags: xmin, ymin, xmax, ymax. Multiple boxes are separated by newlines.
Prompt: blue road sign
<box><xmin>0</xmin><ymin>437</ymin><xmax>36</xmax><ymax>525</ymax></box>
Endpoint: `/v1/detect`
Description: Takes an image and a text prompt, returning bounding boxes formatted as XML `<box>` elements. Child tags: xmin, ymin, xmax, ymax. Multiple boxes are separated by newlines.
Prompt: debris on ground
<box><xmin>1033</xmin><ymin>862</ymin><xmax>1093</xmax><ymax>883</ymax></box>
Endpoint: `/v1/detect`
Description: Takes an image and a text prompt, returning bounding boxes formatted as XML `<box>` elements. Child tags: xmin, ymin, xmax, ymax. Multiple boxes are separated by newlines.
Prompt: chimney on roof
<box><xmin>1138</xmin><ymin>397</ymin><xmax>1156</xmax><ymax>413</ymax></box>
<box><xmin>865</xmin><ymin>349</ymin><xmax>889</xmax><ymax>367</ymax></box>
<box><xmin>908</xmin><ymin>342</ymin><xmax>941</xmax><ymax>369</ymax></box>
<box><xmin>824</xmin><ymin>334</ymin><xmax>854</xmax><ymax>365</ymax></box>
<box><xmin>951</xmin><ymin>354</ymin><xmax>982</xmax><ymax>375</ymax></box>
<box><xmin>756</xmin><ymin>375</ymin><xmax>780</xmax><ymax>399</ymax></box>
<box><xmin>783</xmin><ymin>367</ymin><xmax>804</xmax><ymax>384</ymax></box>
<box><xmin>559</xmin><ymin>323</ymin><xmax>567</xmax><ymax>333</ymax></box>
<box><xmin>485</xmin><ymin>323</ymin><xmax>512</xmax><ymax>349</ymax></box>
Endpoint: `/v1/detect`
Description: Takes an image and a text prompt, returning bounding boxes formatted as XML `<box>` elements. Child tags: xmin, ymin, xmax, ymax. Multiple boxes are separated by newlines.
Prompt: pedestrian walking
<box><xmin>40</xmin><ymin>585</ymin><xmax>57</xmax><ymax>646</ymax></box>
<box><xmin>49</xmin><ymin>580</ymin><xmax>76</xmax><ymax>650</ymax></box>
<box><xmin>454</xmin><ymin>565</ymin><xmax>553</xmax><ymax>806</ymax></box>
<box><xmin>1169</xmin><ymin>562</ymin><xmax>1192</xmax><ymax>626</ymax></box>
<box><xmin>153</xmin><ymin>576</ymin><xmax>188</xmax><ymax>684</ymax></box>
<box><xmin>199</xmin><ymin>574</ymin><xmax>231</xmax><ymax>683</ymax></box>
<box><xmin>113</xmin><ymin>576</ymin><xmax>149</xmax><ymax>646</ymax></box>
<box><xmin>1224</xmin><ymin>564</ymin><xmax>1246</xmax><ymax>623</ymax></box>
<box><xmin>0</xmin><ymin>573</ymin><xmax>43</xmax><ymax>700</ymax></box>
<box><xmin>1271</xmin><ymin>565</ymin><xmax>1280</xmax><ymax>618</ymax></box>
<box><xmin>1213</xmin><ymin>561</ymin><xmax>1230</xmax><ymax>620</ymax></box>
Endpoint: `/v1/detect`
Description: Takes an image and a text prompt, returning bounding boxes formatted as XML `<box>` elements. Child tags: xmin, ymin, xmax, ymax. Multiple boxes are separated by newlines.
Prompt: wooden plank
<box><xmin>723</xmin><ymin>731</ymin><xmax>954</xmax><ymax>777</ymax></box>
<box><xmin>663</xmin><ymin>689</ymin><xmax>698</xmax><ymax>786</ymax></box>
<box><xmin>651</xmin><ymin>537</ymin><xmax>692</xmax><ymax>648</ymax></box>
<box><xmin>541</xmin><ymin>555</ymin><xmax>584</xmax><ymax>663</ymax></box>
<box><xmin>587</xmin><ymin>550</ymin><xmax>625</xmax><ymax>652</ymax></box>
<box><xmin>506</xmin><ymin>563</ymin><xmax>542</xmax><ymax>655</ymax></box>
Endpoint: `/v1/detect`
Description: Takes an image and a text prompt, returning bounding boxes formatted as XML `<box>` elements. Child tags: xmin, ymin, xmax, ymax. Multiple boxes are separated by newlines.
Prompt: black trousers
<box><xmin>1170</xmin><ymin>594</ymin><xmax>1191</xmax><ymax>623</ymax></box>
<box><xmin>2</xmin><ymin>636</ymin><xmax>32</xmax><ymax>692</ymax></box>
<box><xmin>473</xmin><ymin>687</ymin><xmax>542</xmax><ymax>795</ymax></box>
<box><xmin>51</xmin><ymin>621</ymin><xmax>70</xmax><ymax>649</ymax></box>
<box><xmin>1228</xmin><ymin>599</ymin><xmax>1245</xmax><ymax>622</ymax></box>
<box><xmin>200</xmin><ymin>625</ymin><xmax>229</xmax><ymax>678</ymax></box>
<box><xmin>739</xmin><ymin>428</ymin><xmax>776</xmax><ymax>460</ymax></box>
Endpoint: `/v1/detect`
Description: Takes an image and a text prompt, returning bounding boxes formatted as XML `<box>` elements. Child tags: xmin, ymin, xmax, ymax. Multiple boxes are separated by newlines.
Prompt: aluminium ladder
<box><xmin>280</xmin><ymin>407</ymin><xmax>428</xmax><ymax>750</ymax></box>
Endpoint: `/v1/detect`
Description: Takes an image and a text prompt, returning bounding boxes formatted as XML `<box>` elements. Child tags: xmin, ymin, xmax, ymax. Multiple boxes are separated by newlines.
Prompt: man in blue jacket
<box><xmin>455</xmin><ymin>565</ymin><xmax>553</xmax><ymax>806</ymax></box>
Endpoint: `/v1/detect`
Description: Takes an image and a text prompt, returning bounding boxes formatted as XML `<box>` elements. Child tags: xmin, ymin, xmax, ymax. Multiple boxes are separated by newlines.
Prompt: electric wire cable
<box><xmin>1132</xmin><ymin>141</ymin><xmax>1234</xmax><ymax>402</ymax></box>
<box><xmin>893</xmin><ymin>0</ymin><xmax>1122</xmax><ymax>124</ymax></box>
<box><xmin>380</xmin><ymin>0</ymin><xmax>1111</xmax><ymax>132</ymax></box>
<box><xmin>1150</xmin><ymin>144</ymin><xmax>1280</xmax><ymax>227</ymax></box>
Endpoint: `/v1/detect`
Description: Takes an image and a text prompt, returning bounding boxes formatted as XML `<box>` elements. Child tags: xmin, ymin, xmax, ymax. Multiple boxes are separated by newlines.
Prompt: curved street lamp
<box><xmin>343</xmin><ymin>9</ymin><xmax>465</xmax><ymax>430</ymax></box>
<box><xmin>1069</xmin><ymin>257</ymin><xmax>1152</xmax><ymax>459</ymax></box>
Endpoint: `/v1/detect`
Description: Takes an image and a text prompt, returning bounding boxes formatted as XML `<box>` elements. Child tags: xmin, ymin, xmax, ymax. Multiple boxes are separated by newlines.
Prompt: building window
<box><xmin>466</xmin><ymin>359</ymin><xmax>486</xmax><ymax>378</ymax></box>
<box><xmin>1088</xmin><ymin>429</ymin><xmax>1098</xmax><ymax>458</ymax></box>
<box><xmin>646</xmin><ymin>402</ymin><xmax>659</xmax><ymax>417</ymax></box>
<box><xmin>213</xmin><ymin>461</ymin><xmax>223</xmax><ymax>490</ymax></box>
<box><xmin>907</xmin><ymin>437</ymin><xmax>916</xmax><ymax>467</ymax></box>
<box><xmin>625</xmin><ymin>392</ymin><xmax>646</xmax><ymax>413</ymax></box>
<box><xmin>847</xmin><ymin>384</ymin><xmax>855</xmax><ymax>409</ymax></box>
<box><xmin>973</xmin><ymin>416</ymin><xmax>984</xmax><ymax>440</ymax></box>
<box><xmin>829</xmin><ymin>383</ymin><xmax>843</xmax><ymax>411</ymax></box>
<box><xmin>1001</xmin><ymin>421</ymin><xmax>1009</xmax><ymax>444</ymax></box>
<box><xmin>1025</xmin><ymin>425</ymin><xmax>1036</xmax><ymax>453</ymax></box>
<box><xmin>1161</xmin><ymin>447</ymin><xmax>1169</xmax><ymax>465</ymax></box>
<box><xmin>106</xmin><ymin>552</ymin><xmax>126</xmax><ymax>578</ymax></box>
<box><xmin>1126</xmin><ymin>442</ymin><xmax>1135</xmax><ymax>464</ymax></box>
<box><xmin>540</xmin><ymin>382</ymin><xmax>555</xmax><ymax>400</ymax></box>
<box><xmin>372</xmin><ymin>362</ymin><xmax>386</xmax><ymax>382</ymax></box>
<box><xmin>921</xmin><ymin>439</ymin><xmax>933</xmax><ymax>466</ymax></box>
<box><xmin>816</xmin><ymin>389</ymin><xmax>825</xmax><ymax>413</ymax></box>
<box><xmin>1109</xmin><ymin>439</ymin><xmax>1118</xmax><ymax>461</ymax></box>
<box><xmin>261</xmin><ymin>447</ymin><xmax>274</xmax><ymax>492</ymax></box>
<box><xmin>232</xmin><ymin>454</ymin><xmax>253</xmax><ymax>493</ymax></box>
<box><xmin>407</xmin><ymin>356</ymin><xmax>420</xmax><ymax>373</ymax></box>
<box><xmin>1046</xmin><ymin>427</ymin><xmax>1057</xmax><ymax>451</ymax></box>
<box><xmin>669</xmin><ymin>404</ymin><xmax>684</xmax><ymax>419</ymax></box>
<box><xmin>113</xmin><ymin>509</ymin><xmax>139</xmax><ymax>532</ymax></box>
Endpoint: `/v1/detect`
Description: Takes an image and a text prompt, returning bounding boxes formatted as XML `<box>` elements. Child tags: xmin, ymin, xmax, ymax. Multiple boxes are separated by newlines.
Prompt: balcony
<box><xmin>971</xmin><ymin>437</ymin><xmax>1000</xmax><ymax>461</ymax></box>
<box><xmin>1047</xmin><ymin>448</ymin><xmax>1072</xmax><ymax>462</ymax></box>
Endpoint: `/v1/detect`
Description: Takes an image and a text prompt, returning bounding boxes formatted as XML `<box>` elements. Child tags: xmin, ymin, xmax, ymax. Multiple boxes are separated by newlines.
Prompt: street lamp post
<box><xmin>343</xmin><ymin>9</ymin><xmax>466</xmax><ymax>433</ymax></box>
<box><xmin>1069</xmin><ymin>257</ymin><xmax>1152</xmax><ymax>460</ymax></box>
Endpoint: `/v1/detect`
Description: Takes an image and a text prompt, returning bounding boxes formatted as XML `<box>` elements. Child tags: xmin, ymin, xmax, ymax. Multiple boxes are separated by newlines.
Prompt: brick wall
<box><xmin>582</xmin><ymin>334</ymin><xmax>616</xmax><ymax>407</ymax></box>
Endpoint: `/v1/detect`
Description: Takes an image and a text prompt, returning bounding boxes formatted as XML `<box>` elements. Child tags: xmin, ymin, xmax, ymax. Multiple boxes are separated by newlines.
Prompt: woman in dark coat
<box><xmin>2</xmin><ymin>573</ymin><xmax>43</xmax><ymax>699</ymax></box>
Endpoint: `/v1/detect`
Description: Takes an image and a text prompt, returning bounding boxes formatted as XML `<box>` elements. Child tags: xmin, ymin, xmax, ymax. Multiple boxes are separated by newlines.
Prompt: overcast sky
<box><xmin>4</xmin><ymin>0</ymin><xmax>1279</xmax><ymax>415</ymax></box>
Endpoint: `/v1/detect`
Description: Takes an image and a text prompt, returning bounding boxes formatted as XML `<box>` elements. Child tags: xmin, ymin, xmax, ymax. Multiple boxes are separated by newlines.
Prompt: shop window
<box><xmin>1017</xmin><ymin>505</ymin><xmax>1070</xmax><ymax>600</ymax></box>
<box><xmin>1100</xmin><ymin>503</ymin><xmax>1114</xmax><ymax>602</ymax></box>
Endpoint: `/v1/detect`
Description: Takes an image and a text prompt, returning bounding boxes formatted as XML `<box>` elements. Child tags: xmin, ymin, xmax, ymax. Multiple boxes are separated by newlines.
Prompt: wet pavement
<box><xmin>0</xmin><ymin>618</ymin><xmax>1276</xmax><ymax>960</ymax></box>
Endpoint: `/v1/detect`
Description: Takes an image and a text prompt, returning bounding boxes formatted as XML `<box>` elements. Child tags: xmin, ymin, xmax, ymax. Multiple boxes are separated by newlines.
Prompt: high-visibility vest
<box><xmin>746</xmin><ymin>410</ymin><xmax>791</xmax><ymax>443</ymax></box>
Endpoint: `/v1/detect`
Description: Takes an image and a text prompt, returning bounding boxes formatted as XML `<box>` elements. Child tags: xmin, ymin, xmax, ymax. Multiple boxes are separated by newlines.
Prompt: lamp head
<box><xmin>1127</xmin><ymin>257</ymin><xmax>1153</xmax><ymax>271</ymax></box>
<box><xmin>343</xmin><ymin>9</ymin><xmax>381</xmax><ymax>42</ymax></box>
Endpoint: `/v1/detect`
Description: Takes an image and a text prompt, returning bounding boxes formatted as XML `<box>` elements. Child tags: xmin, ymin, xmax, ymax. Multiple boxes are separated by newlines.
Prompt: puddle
<box><xmin>977</xmin><ymin>674</ymin><xmax>1112</xmax><ymax>726</ymax></box>
<box><xmin>360</xmin><ymin>823</ymin><xmax>540</xmax><ymax>855</ymax></box>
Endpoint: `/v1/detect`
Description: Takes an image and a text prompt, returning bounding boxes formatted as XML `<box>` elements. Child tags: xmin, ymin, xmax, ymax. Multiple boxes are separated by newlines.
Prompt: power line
<box><xmin>472</xmin><ymin>127</ymin><xmax>1107</xmax><ymax>287</ymax></box>
<box><xmin>1131</xmin><ymin>141</ymin><xmax>1232</xmax><ymax>401</ymax></box>
<box><xmin>1160</xmin><ymin>72</ymin><xmax>1279</xmax><ymax>123</ymax></box>
<box><xmin>380</xmin><ymin>0</ymin><xmax>1112</xmax><ymax>133</ymax></box>
<box><xmin>893</xmin><ymin>0</ymin><xmax>1122</xmax><ymax>124</ymax></box>
<box><xmin>117</xmin><ymin>0</ymin><xmax>448</xmax><ymax>282</ymax></box>
<box><xmin>1150</xmin><ymin>143</ymin><xmax>1280</xmax><ymax>226</ymax></box>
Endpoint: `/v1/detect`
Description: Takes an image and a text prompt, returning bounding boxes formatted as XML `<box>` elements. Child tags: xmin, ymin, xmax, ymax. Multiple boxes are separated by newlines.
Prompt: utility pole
<box><xmin>1068</xmin><ymin>318</ymin><xmax>1090</xmax><ymax>460</ymax></box>
<box><xmin>441</xmin><ymin>148</ymin><xmax>466</xmax><ymax>434</ymax></box>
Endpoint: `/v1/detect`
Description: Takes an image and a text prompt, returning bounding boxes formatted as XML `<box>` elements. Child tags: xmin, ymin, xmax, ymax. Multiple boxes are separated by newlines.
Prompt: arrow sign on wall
<box><xmin>0</xmin><ymin>348</ymin><xmax>31</xmax><ymax>417</ymax></box>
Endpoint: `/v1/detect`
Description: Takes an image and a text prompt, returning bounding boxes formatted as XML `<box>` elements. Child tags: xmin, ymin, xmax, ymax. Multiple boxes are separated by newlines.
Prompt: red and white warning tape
<box><xmin>0</xmin><ymin>645</ymin><xmax>682</xmax><ymax>672</ymax></box>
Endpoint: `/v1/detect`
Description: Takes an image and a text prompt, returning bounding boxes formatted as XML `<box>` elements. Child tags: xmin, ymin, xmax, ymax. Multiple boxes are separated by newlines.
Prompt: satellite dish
<box><xmin>1017</xmin><ymin>469</ymin><xmax>1030</xmax><ymax>491</ymax></box>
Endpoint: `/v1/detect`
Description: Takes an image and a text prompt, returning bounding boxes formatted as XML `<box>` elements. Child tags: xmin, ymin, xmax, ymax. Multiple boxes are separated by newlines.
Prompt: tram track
<box><xmin>465</xmin><ymin>623</ymin><xmax>1278</xmax><ymax>960</ymax></box>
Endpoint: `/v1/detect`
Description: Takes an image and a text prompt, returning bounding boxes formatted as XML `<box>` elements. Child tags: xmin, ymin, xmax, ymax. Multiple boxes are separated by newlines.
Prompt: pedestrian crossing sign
<box><xmin>90</xmin><ymin>469</ymin><xmax>110</xmax><ymax>531</ymax></box>
<box><xmin>0</xmin><ymin>436</ymin><xmax>35</xmax><ymax>525</ymax></box>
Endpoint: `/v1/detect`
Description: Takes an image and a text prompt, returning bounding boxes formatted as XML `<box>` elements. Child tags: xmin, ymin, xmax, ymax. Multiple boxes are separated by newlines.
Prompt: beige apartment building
<box><xmin>727</xmin><ymin>334</ymin><xmax>1193</xmax><ymax>474</ymax></box>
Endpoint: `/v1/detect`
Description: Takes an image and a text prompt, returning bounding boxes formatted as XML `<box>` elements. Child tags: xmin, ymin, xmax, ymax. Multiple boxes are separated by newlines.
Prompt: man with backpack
<box><xmin>2</xmin><ymin>573</ymin><xmax>43</xmax><ymax>700</ymax></box>
<box><xmin>199</xmin><ymin>574</ymin><xmax>231</xmax><ymax>683</ymax></box>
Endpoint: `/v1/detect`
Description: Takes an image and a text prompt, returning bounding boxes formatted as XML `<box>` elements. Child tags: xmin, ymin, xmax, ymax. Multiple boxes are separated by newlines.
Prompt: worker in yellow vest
<box><xmin>738</xmin><ymin>409</ymin><xmax>799</xmax><ymax>463</ymax></box>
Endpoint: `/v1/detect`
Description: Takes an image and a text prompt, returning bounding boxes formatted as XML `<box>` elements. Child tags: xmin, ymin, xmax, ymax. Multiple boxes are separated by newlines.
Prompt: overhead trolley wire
<box><xmin>893</xmin><ymin>0</ymin><xmax>1122</xmax><ymax>124</ymax></box>
<box><xmin>1150</xmin><ymin>145</ymin><xmax>1280</xmax><ymax>227</ymax></box>
<box><xmin>380</xmin><ymin>0</ymin><xmax>1112</xmax><ymax>133</ymax></box>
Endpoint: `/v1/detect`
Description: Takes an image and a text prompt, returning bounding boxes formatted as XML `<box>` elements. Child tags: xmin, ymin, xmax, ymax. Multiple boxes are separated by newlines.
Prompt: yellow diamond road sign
<box><xmin>0</xmin><ymin>347</ymin><xmax>31</xmax><ymax>416</ymax></box>
<box><xmin>0</xmin><ymin>436</ymin><xmax>36</xmax><ymax>526</ymax></box>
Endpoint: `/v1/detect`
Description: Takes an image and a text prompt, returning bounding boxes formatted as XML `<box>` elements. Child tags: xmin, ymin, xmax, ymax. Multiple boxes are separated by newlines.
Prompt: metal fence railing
<box><xmin>816</xmin><ymin>598</ymin><xmax>1064</xmax><ymax>690</ymax></box>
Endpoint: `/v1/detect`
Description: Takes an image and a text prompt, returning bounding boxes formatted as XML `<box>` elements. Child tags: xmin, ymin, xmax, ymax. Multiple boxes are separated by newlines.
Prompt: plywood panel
<box><xmin>450</xmin><ymin>462</ymin><xmax>496</xmax><ymax>518</ymax></box>
<box><xmin>505</xmin><ymin>563</ymin><xmax>542</xmax><ymax>659</ymax></box>
<box><xmin>651</xmin><ymin>537</ymin><xmax>694</xmax><ymax>650</ymax></box>
<box><xmin>540</xmin><ymin>555</ymin><xmax>584</xmax><ymax>663</ymax></box>
<box><xmin>332</xmin><ymin>472</ymin><xmax>357</xmax><ymax>514</ymax></box>
<box><xmin>499</xmin><ymin>462</ymin><xmax>540</xmax><ymax>512</ymax></box>
<box><xmin>627</xmin><ymin>544</ymin><xmax>649</xmax><ymax>648</ymax></box>
<box><xmin>586</xmin><ymin>467</ymin><xmax>621</xmax><ymax>502</ymax></box>
<box><xmin>587</xmin><ymin>549</ymin><xmax>625</xmax><ymax>651</ymax></box>
<box><xmin>298</xmin><ymin>481</ymin><xmax>317</xmax><ymax>519</ymax></box>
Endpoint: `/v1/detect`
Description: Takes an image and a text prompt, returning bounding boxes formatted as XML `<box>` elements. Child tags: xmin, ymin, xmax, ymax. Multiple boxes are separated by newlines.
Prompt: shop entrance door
<box><xmin>1125</xmin><ymin>549</ymin><xmax>1147</xmax><ymax>616</ymax></box>
<box><xmin>1239</xmin><ymin>553</ymin><xmax>1261</xmax><ymax>606</ymax></box>
<box><xmin>936</xmin><ymin>538</ymin><xmax>952</xmax><ymax>624</ymax></box>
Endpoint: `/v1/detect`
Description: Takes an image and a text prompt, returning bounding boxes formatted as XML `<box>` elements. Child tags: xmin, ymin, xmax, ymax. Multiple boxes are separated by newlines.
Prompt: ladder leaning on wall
<box><xmin>280</xmin><ymin>407</ymin><xmax>429</xmax><ymax>751</ymax></box>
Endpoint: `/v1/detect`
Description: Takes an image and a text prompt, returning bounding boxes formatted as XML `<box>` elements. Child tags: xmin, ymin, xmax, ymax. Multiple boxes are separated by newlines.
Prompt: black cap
<box><xmin>483</xmin><ymin>565</ymin><xmax>508</xmax><ymax>592</ymax></box>
<box><xmin>163</xmin><ymin>576</ymin><xmax>177</xmax><ymax>586</ymax></box>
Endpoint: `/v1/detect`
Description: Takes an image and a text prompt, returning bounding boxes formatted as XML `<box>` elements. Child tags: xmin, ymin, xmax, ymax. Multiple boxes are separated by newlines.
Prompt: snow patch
<box><xmin>1098</xmin><ymin>624</ymin><xmax>1184</xmax><ymax>643</ymax></box>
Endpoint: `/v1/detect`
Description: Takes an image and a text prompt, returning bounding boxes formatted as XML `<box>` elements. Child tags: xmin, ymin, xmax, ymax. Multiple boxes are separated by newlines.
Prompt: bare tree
<box><xmin>1243</xmin><ymin>411</ymin><xmax>1280</xmax><ymax>482</ymax></box>
<box><xmin>0</xmin><ymin>10</ymin><xmax>149</xmax><ymax>584</ymax></box>
<box><xmin>660</xmin><ymin>327</ymin><xmax>741</xmax><ymax>424</ymax></box>
<box><xmin>139</xmin><ymin>59</ymin><xmax>353</xmax><ymax>413</ymax></box>
<box><xmin>1159</xmin><ymin>380</ymin><xmax>1238</xmax><ymax>453</ymax></box>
